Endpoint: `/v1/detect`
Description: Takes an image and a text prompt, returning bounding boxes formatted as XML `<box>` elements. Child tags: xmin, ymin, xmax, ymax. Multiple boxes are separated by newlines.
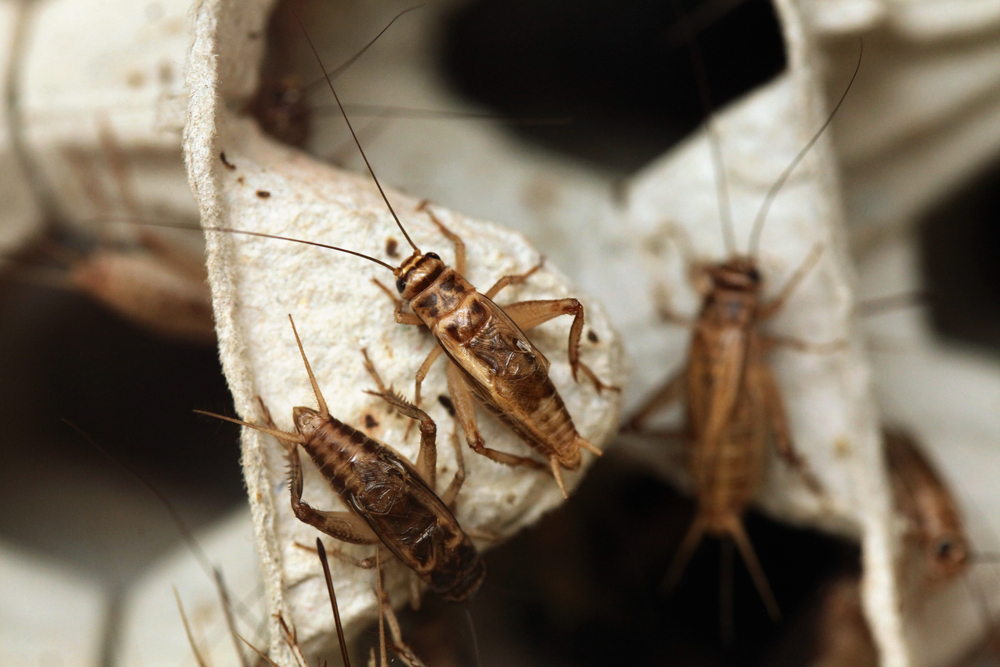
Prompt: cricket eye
<box><xmin>396</xmin><ymin>277</ymin><xmax>407</xmax><ymax>293</ymax></box>
<box><xmin>426</xmin><ymin>252</ymin><xmax>440</xmax><ymax>260</ymax></box>
<box><xmin>935</xmin><ymin>539</ymin><xmax>954</xmax><ymax>561</ymax></box>
<box><xmin>748</xmin><ymin>267</ymin><xmax>761</xmax><ymax>283</ymax></box>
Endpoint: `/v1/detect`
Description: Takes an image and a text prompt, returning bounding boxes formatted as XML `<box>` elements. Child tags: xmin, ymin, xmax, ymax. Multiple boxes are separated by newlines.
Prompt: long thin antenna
<box><xmin>314</xmin><ymin>103</ymin><xmax>574</xmax><ymax>126</ymax></box>
<box><xmin>302</xmin><ymin>6</ymin><xmax>425</xmax><ymax>95</ymax></box>
<box><xmin>464</xmin><ymin>604</ymin><xmax>483</xmax><ymax>667</ymax></box>
<box><xmin>175</xmin><ymin>588</ymin><xmax>210</xmax><ymax>667</ymax></box>
<box><xmin>317</xmin><ymin>539</ymin><xmax>352</xmax><ymax>667</ymax></box>
<box><xmin>62</xmin><ymin>419</ymin><xmax>213</xmax><ymax>575</ymax></box>
<box><xmin>97</xmin><ymin>217</ymin><xmax>397</xmax><ymax>272</ymax></box>
<box><xmin>748</xmin><ymin>39</ymin><xmax>863</xmax><ymax>256</ymax></box>
<box><xmin>669</xmin><ymin>0</ymin><xmax>736</xmax><ymax>254</ymax></box>
<box><xmin>290</xmin><ymin>8</ymin><xmax>420</xmax><ymax>253</ymax></box>
<box><xmin>207</xmin><ymin>226</ymin><xmax>396</xmax><ymax>271</ymax></box>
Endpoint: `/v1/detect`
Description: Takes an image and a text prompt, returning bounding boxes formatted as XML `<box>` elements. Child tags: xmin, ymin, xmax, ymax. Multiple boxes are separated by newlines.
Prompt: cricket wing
<box><xmin>346</xmin><ymin>451</ymin><xmax>481</xmax><ymax>598</ymax></box>
<box><xmin>437</xmin><ymin>295</ymin><xmax>554</xmax><ymax>413</ymax></box>
<box><xmin>687</xmin><ymin>326</ymin><xmax>748</xmax><ymax>446</ymax></box>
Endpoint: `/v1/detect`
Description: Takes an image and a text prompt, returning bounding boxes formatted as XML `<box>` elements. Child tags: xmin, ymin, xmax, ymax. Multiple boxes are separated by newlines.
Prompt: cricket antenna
<box><xmin>99</xmin><ymin>218</ymin><xmax>397</xmax><ymax>272</ymax></box>
<box><xmin>317</xmin><ymin>539</ymin><xmax>352</xmax><ymax>667</ymax></box>
<box><xmin>747</xmin><ymin>38</ymin><xmax>863</xmax><ymax>257</ymax></box>
<box><xmin>669</xmin><ymin>0</ymin><xmax>736</xmax><ymax>255</ymax></box>
<box><xmin>290</xmin><ymin>8</ymin><xmax>421</xmax><ymax>254</ymax></box>
<box><xmin>464</xmin><ymin>603</ymin><xmax>483</xmax><ymax>667</ymax></box>
<box><xmin>304</xmin><ymin>6</ymin><xmax>425</xmax><ymax>93</ymax></box>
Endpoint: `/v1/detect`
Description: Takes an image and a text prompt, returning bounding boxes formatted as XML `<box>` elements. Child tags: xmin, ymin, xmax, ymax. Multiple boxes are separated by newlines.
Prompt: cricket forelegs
<box><xmin>372</xmin><ymin>277</ymin><xmax>424</xmax><ymax>326</ymax></box>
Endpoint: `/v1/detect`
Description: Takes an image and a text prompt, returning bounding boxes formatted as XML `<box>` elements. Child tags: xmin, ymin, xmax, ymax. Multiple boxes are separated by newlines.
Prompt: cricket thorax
<box><xmin>702</xmin><ymin>289</ymin><xmax>758</xmax><ymax>327</ymax></box>
<box><xmin>410</xmin><ymin>269</ymin><xmax>474</xmax><ymax>325</ymax></box>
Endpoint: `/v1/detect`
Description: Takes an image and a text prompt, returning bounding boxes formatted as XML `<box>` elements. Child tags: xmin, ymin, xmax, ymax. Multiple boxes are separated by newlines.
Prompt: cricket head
<box><xmin>395</xmin><ymin>251</ymin><xmax>445</xmax><ymax>300</ymax></box>
<box><xmin>707</xmin><ymin>255</ymin><xmax>762</xmax><ymax>293</ymax></box>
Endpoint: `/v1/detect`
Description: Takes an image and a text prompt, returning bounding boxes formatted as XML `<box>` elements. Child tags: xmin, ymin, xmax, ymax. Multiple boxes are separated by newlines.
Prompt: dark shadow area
<box><xmin>921</xmin><ymin>156</ymin><xmax>1000</xmax><ymax>353</ymax></box>
<box><xmin>438</xmin><ymin>0</ymin><xmax>786</xmax><ymax>175</ymax></box>
<box><xmin>377</xmin><ymin>451</ymin><xmax>859</xmax><ymax>667</ymax></box>
<box><xmin>0</xmin><ymin>278</ymin><xmax>242</xmax><ymax>584</ymax></box>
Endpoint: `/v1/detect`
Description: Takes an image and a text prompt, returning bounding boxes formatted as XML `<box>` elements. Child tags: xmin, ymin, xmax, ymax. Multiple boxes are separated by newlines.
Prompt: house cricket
<box><xmin>200</xmin><ymin>315</ymin><xmax>486</xmax><ymax>604</ymax></box>
<box><xmin>811</xmin><ymin>428</ymin><xmax>985</xmax><ymax>667</ymax></box>
<box><xmin>884</xmin><ymin>428</ymin><xmax>969</xmax><ymax>590</ymax></box>
<box><xmin>626</xmin><ymin>45</ymin><xmax>863</xmax><ymax>624</ymax></box>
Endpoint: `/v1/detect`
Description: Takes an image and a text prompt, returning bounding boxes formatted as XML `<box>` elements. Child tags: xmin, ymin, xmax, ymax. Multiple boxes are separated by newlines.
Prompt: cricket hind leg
<box><xmin>445</xmin><ymin>360</ymin><xmax>548</xmax><ymax>471</ymax></box>
<box><xmin>290</xmin><ymin>498</ymin><xmax>382</xmax><ymax>547</ymax></box>
<box><xmin>279</xmin><ymin>410</ymin><xmax>381</xmax><ymax>546</ymax></box>
<box><xmin>364</xmin><ymin>381</ymin><xmax>440</xmax><ymax>491</ymax></box>
<box><xmin>502</xmin><ymin>298</ymin><xmax>618</xmax><ymax>393</ymax></box>
<box><xmin>255</xmin><ymin>396</ymin><xmax>367</xmax><ymax>540</ymax></box>
<box><xmin>726</xmin><ymin>517</ymin><xmax>782</xmax><ymax>623</ymax></box>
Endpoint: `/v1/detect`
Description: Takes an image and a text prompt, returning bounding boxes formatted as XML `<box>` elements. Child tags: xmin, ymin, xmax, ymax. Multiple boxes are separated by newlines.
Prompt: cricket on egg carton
<box><xmin>186</xmin><ymin>0</ymin><xmax>624</xmax><ymax>658</ymax></box>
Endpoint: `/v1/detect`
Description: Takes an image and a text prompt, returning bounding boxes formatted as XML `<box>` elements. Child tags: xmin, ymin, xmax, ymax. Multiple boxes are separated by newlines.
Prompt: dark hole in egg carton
<box><xmin>440</xmin><ymin>0</ymin><xmax>787</xmax><ymax>176</ymax></box>
<box><xmin>921</xmin><ymin>155</ymin><xmax>1000</xmax><ymax>354</ymax></box>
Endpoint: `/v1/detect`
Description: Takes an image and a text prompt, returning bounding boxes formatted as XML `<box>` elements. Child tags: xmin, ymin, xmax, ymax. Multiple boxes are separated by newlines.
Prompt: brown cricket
<box><xmin>626</xmin><ymin>49</ymin><xmax>863</xmax><ymax>622</ymax></box>
<box><xmin>371</xmin><ymin>201</ymin><xmax>611</xmax><ymax>499</ymax></box>
<box><xmin>202</xmin><ymin>316</ymin><xmax>485</xmax><ymax>604</ymax></box>
<box><xmin>811</xmin><ymin>429</ymin><xmax>973</xmax><ymax>667</ymax></box>
<box><xmin>626</xmin><ymin>241</ymin><xmax>830</xmax><ymax>622</ymax></box>
<box><xmin>883</xmin><ymin>428</ymin><xmax>968</xmax><ymax>586</ymax></box>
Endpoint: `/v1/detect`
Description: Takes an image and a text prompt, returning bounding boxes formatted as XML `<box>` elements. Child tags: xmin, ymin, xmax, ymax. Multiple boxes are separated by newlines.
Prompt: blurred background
<box><xmin>2</xmin><ymin>0</ymin><xmax>1000</xmax><ymax>665</ymax></box>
